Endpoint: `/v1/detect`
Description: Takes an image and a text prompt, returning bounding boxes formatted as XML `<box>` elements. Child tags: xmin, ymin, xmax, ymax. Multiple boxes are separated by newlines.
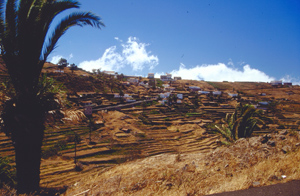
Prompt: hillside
<box><xmin>0</xmin><ymin>61</ymin><xmax>300</xmax><ymax>195</ymax></box>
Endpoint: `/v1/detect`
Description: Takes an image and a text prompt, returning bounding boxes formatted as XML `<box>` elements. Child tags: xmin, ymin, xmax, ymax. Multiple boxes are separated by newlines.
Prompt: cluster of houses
<box><xmin>72</xmin><ymin>70</ymin><xmax>296</xmax><ymax>111</ymax></box>
<box><xmin>147</xmin><ymin>73</ymin><xmax>181</xmax><ymax>81</ymax></box>
<box><xmin>270</xmin><ymin>80</ymin><xmax>292</xmax><ymax>87</ymax></box>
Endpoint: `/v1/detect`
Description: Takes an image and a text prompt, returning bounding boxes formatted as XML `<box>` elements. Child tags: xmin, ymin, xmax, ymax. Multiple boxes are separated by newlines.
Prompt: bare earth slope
<box><xmin>63</xmin><ymin>130</ymin><xmax>300</xmax><ymax>196</ymax></box>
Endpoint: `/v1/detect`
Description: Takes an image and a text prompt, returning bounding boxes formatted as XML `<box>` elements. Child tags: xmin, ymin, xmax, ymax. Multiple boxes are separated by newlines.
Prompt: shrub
<box><xmin>0</xmin><ymin>157</ymin><xmax>16</xmax><ymax>188</ymax></box>
<box><xmin>42</xmin><ymin>140</ymin><xmax>68</xmax><ymax>159</ymax></box>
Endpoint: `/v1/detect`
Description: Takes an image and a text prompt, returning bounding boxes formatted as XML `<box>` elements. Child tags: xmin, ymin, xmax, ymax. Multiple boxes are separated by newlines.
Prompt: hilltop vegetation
<box><xmin>1</xmin><ymin>61</ymin><xmax>300</xmax><ymax>195</ymax></box>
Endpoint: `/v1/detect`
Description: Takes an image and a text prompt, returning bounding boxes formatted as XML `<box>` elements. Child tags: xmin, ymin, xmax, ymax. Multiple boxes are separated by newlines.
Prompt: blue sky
<box><xmin>48</xmin><ymin>0</ymin><xmax>300</xmax><ymax>83</ymax></box>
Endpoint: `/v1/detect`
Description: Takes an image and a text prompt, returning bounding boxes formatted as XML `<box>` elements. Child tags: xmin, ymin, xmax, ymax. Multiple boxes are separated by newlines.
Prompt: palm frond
<box><xmin>215</xmin><ymin>124</ymin><xmax>233</xmax><ymax>142</ymax></box>
<box><xmin>3</xmin><ymin>0</ymin><xmax>18</xmax><ymax>56</ymax></box>
<box><xmin>0</xmin><ymin>0</ymin><xmax>5</xmax><ymax>43</ymax></box>
<box><xmin>42</xmin><ymin>11</ymin><xmax>104</xmax><ymax>61</ymax></box>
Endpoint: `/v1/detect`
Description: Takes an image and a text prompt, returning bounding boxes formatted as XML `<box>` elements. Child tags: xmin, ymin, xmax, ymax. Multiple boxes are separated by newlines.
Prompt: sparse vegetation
<box><xmin>0</xmin><ymin>53</ymin><xmax>300</xmax><ymax>195</ymax></box>
<box><xmin>215</xmin><ymin>103</ymin><xmax>272</xmax><ymax>141</ymax></box>
<box><xmin>0</xmin><ymin>157</ymin><xmax>16</xmax><ymax>188</ymax></box>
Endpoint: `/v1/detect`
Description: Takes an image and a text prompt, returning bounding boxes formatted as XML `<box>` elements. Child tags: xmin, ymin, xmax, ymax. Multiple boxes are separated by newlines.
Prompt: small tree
<box><xmin>57</xmin><ymin>58</ymin><xmax>68</xmax><ymax>72</ymax></box>
<box><xmin>70</xmin><ymin>63</ymin><xmax>77</xmax><ymax>74</ymax></box>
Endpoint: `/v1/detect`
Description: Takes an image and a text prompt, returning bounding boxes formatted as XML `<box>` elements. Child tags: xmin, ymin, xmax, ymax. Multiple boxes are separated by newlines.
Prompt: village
<box><xmin>1</xmin><ymin>64</ymin><xmax>300</xmax><ymax>195</ymax></box>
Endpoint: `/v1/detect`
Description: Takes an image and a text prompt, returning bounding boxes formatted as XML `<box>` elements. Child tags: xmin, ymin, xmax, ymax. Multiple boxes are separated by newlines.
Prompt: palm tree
<box><xmin>0</xmin><ymin>0</ymin><xmax>104</xmax><ymax>194</ymax></box>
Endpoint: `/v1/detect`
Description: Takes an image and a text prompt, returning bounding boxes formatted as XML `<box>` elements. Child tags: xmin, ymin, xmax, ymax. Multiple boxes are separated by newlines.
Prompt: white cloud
<box><xmin>50</xmin><ymin>54</ymin><xmax>73</xmax><ymax>64</ymax></box>
<box><xmin>68</xmin><ymin>53</ymin><xmax>73</xmax><ymax>60</ymax></box>
<box><xmin>165</xmin><ymin>63</ymin><xmax>275</xmax><ymax>82</ymax></box>
<box><xmin>79</xmin><ymin>36</ymin><xmax>159</xmax><ymax>72</ymax></box>
<box><xmin>280</xmin><ymin>75</ymin><xmax>300</xmax><ymax>85</ymax></box>
<box><xmin>50</xmin><ymin>55</ymin><xmax>63</xmax><ymax>64</ymax></box>
<box><xmin>122</xmin><ymin>37</ymin><xmax>158</xmax><ymax>71</ymax></box>
<box><xmin>79</xmin><ymin>46</ymin><xmax>124</xmax><ymax>71</ymax></box>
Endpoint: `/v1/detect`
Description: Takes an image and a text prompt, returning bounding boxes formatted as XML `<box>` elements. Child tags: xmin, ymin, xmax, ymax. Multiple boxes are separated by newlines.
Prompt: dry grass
<box><xmin>61</xmin><ymin>109</ymin><xmax>86</xmax><ymax>124</ymax></box>
<box><xmin>63</xmin><ymin>130</ymin><xmax>300</xmax><ymax>196</ymax></box>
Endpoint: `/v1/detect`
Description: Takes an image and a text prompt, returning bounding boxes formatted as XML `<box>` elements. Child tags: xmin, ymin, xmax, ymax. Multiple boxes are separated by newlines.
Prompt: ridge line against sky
<box><xmin>48</xmin><ymin>0</ymin><xmax>300</xmax><ymax>84</ymax></box>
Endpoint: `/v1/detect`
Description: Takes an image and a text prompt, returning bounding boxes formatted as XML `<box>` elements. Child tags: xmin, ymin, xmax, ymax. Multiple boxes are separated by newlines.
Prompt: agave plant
<box><xmin>215</xmin><ymin>103</ymin><xmax>271</xmax><ymax>142</ymax></box>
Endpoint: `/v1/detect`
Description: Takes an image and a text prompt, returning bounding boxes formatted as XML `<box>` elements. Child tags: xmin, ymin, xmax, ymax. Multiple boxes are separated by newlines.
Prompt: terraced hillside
<box><xmin>0</xmin><ymin>104</ymin><xmax>225</xmax><ymax>188</ymax></box>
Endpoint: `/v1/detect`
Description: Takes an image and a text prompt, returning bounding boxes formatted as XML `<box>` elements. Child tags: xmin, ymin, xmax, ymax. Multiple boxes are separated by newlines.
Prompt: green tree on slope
<box><xmin>0</xmin><ymin>0</ymin><xmax>104</xmax><ymax>194</ymax></box>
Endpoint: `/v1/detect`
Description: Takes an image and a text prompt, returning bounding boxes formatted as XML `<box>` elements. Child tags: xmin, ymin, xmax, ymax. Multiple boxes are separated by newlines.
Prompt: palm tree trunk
<box><xmin>3</xmin><ymin>97</ymin><xmax>45</xmax><ymax>194</ymax></box>
<box><xmin>15</xmin><ymin>131</ymin><xmax>43</xmax><ymax>194</ymax></box>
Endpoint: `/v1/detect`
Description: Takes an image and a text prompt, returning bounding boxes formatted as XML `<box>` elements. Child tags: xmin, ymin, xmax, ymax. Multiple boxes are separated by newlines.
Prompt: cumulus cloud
<box><xmin>50</xmin><ymin>54</ymin><xmax>73</xmax><ymax>64</ymax></box>
<box><xmin>79</xmin><ymin>37</ymin><xmax>158</xmax><ymax>72</ymax></box>
<box><xmin>122</xmin><ymin>37</ymin><xmax>158</xmax><ymax>71</ymax></box>
<box><xmin>50</xmin><ymin>55</ymin><xmax>63</xmax><ymax>64</ymax></box>
<box><xmin>79</xmin><ymin>46</ymin><xmax>124</xmax><ymax>71</ymax></box>
<box><xmin>166</xmin><ymin>63</ymin><xmax>275</xmax><ymax>82</ymax></box>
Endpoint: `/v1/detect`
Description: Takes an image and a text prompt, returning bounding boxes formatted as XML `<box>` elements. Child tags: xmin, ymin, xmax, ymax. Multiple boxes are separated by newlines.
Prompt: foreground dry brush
<box><xmin>64</xmin><ymin>129</ymin><xmax>300</xmax><ymax>196</ymax></box>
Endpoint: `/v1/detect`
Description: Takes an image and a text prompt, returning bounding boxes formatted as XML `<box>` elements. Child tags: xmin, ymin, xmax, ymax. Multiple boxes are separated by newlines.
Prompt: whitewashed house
<box><xmin>189</xmin><ymin>86</ymin><xmax>201</xmax><ymax>91</ymax></box>
<box><xmin>166</xmin><ymin>73</ymin><xmax>172</xmax><ymax>80</ymax></box>
<box><xmin>270</xmin><ymin>80</ymin><xmax>282</xmax><ymax>86</ymax></box>
<box><xmin>159</xmin><ymin>92</ymin><xmax>171</xmax><ymax>99</ymax></box>
<box><xmin>103</xmin><ymin>71</ymin><xmax>117</xmax><ymax>78</ymax></box>
<box><xmin>198</xmin><ymin>91</ymin><xmax>210</xmax><ymax>95</ymax></box>
<box><xmin>228</xmin><ymin>93</ymin><xmax>238</xmax><ymax>97</ymax></box>
<box><xmin>128</xmin><ymin>78</ymin><xmax>139</xmax><ymax>84</ymax></box>
<box><xmin>160</xmin><ymin>75</ymin><xmax>168</xmax><ymax>81</ymax></box>
<box><xmin>148</xmin><ymin>73</ymin><xmax>155</xmax><ymax>79</ymax></box>
<box><xmin>177</xmin><ymin>94</ymin><xmax>183</xmax><ymax>99</ymax></box>
<box><xmin>213</xmin><ymin>91</ymin><xmax>222</xmax><ymax>96</ymax></box>
<box><xmin>174</xmin><ymin>76</ymin><xmax>182</xmax><ymax>80</ymax></box>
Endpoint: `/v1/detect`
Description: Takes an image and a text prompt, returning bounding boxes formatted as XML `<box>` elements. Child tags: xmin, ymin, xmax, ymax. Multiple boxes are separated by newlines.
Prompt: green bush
<box><xmin>0</xmin><ymin>157</ymin><xmax>16</xmax><ymax>187</ymax></box>
<box><xmin>42</xmin><ymin>140</ymin><xmax>68</xmax><ymax>159</ymax></box>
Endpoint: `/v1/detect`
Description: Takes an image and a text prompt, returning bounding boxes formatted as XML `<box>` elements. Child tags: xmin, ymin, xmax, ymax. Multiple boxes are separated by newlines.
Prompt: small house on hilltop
<box><xmin>270</xmin><ymin>80</ymin><xmax>282</xmax><ymax>87</ymax></box>
<box><xmin>160</xmin><ymin>73</ymin><xmax>172</xmax><ymax>81</ymax></box>
<box><xmin>103</xmin><ymin>71</ymin><xmax>117</xmax><ymax>78</ymax></box>
<box><xmin>284</xmin><ymin>82</ymin><xmax>292</xmax><ymax>87</ymax></box>
<box><xmin>148</xmin><ymin>73</ymin><xmax>155</xmax><ymax>79</ymax></box>
<box><xmin>160</xmin><ymin>75</ymin><xmax>168</xmax><ymax>81</ymax></box>
<box><xmin>174</xmin><ymin>76</ymin><xmax>181</xmax><ymax>80</ymax></box>
<box><xmin>166</xmin><ymin>73</ymin><xmax>172</xmax><ymax>80</ymax></box>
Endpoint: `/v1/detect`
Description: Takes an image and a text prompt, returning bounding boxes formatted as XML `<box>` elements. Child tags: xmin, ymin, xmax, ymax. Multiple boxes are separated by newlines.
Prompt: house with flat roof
<box><xmin>166</xmin><ymin>73</ymin><xmax>172</xmax><ymax>80</ymax></box>
<box><xmin>160</xmin><ymin>75</ymin><xmax>168</xmax><ymax>81</ymax></box>
<box><xmin>148</xmin><ymin>73</ymin><xmax>155</xmax><ymax>79</ymax></box>
<box><xmin>189</xmin><ymin>86</ymin><xmax>201</xmax><ymax>91</ymax></box>
<box><xmin>270</xmin><ymin>80</ymin><xmax>282</xmax><ymax>87</ymax></box>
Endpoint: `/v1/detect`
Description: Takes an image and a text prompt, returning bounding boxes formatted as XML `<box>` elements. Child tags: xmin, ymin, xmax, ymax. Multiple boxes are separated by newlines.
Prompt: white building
<box><xmin>198</xmin><ymin>91</ymin><xmax>210</xmax><ymax>94</ymax></box>
<box><xmin>189</xmin><ymin>86</ymin><xmax>201</xmax><ymax>91</ymax></box>
<box><xmin>270</xmin><ymin>80</ymin><xmax>282</xmax><ymax>86</ymax></box>
<box><xmin>177</xmin><ymin>94</ymin><xmax>183</xmax><ymax>99</ymax></box>
<box><xmin>166</xmin><ymin>73</ymin><xmax>172</xmax><ymax>80</ymax></box>
<box><xmin>228</xmin><ymin>93</ymin><xmax>238</xmax><ymax>97</ymax></box>
<box><xmin>127</xmin><ymin>78</ymin><xmax>139</xmax><ymax>83</ymax></box>
<box><xmin>148</xmin><ymin>73</ymin><xmax>155</xmax><ymax>79</ymax></box>
<box><xmin>159</xmin><ymin>92</ymin><xmax>171</xmax><ymax>99</ymax></box>
<box><xmin>213</xmin><ymin>91</ymin><xmax>222</xmax><ymax>95</ymax></box>
<box><xmin>174</xmin><ymin>76</ymin><xmax>182</xmax><ymax>80</ymax></box>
